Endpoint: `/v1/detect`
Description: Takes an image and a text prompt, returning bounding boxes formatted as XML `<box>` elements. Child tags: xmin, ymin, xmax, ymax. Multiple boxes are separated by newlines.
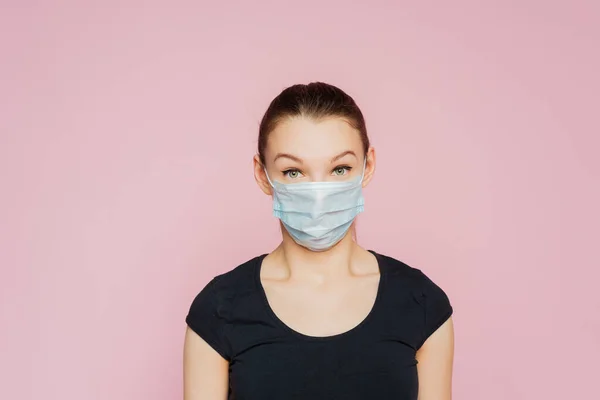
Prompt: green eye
<box><xmin>283</xmin><ymin>169</ymin><xmax>301</xmax><ymax>179</ymax></box>
<box><xmin>333</xmin><ymin>166</ymin><xmax>351</xmax><ymax>176</ymax></box>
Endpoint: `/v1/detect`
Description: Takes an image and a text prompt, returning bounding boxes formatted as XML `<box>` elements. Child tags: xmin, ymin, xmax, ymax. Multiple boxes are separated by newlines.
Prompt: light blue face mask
<box><xmin>264</xmin><ymin>159</ymin><xmax>366</xmax><ymax>252</ymax></box>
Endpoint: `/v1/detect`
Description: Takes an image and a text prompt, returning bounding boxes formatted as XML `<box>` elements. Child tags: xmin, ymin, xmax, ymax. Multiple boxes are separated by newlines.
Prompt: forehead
<box><xmin>266</xmin><ymin>116</ymin><xmax>363</xmax><ymax>160</ymax></box>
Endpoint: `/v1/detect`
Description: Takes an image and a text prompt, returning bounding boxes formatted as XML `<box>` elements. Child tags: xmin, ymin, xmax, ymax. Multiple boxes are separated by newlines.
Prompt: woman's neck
<box><xmin>272</xmin><ymin>229</ymin><xmax>362</xmax><ymax>282</ymax></box>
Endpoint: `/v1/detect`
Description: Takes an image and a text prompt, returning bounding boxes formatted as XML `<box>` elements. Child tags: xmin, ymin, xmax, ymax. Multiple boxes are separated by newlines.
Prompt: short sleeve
<box><xmin>416</xmin><ymin>271</ymin><xmax>453</xmax><ymax>349</ymax></box>
<box><xmin>185</xmin><ymin>277</ymin><xmax>231</xmax><ymax>361</ymax></box>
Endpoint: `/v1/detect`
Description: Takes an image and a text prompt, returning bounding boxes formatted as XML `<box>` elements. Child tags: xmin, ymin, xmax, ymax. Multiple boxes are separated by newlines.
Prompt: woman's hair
<box><xmin>258</xmin><ymin>82</ymin><xmax>370</xmax><ymax>165</ymax></box>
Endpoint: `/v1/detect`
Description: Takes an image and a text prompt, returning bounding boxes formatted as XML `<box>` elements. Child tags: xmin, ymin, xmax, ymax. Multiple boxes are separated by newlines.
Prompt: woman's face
<box><xmin>254</xmin><ymin>116</ymin><xmax>375</xmax><ymax>194</ymax></box>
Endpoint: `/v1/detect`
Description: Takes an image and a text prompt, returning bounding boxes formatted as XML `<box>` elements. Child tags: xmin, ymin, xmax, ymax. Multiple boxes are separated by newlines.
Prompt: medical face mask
<box><xmin>264</xmin><ymin>160</ymin><xmax>366</xmax><ymax>252</ymax></box>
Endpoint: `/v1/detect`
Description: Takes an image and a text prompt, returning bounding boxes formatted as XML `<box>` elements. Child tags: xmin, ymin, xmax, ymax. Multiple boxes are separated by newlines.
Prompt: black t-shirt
<box><xmin>185</xmin><ymin>250</ymin><xmax>453</xmax><ymax>400</ymax></box>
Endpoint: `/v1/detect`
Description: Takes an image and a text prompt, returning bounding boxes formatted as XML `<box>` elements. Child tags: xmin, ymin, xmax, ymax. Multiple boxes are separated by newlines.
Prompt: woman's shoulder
<box><xmin>197</xmin><ymin>253</ymin><xmax>265</xmax><ymax>295</ymax></box>
<box><xmin>373</xmin><ymin>250</ymin><xmax>453</xmax><ymax>348</ymax></box>
<box><xmin>372</xmin><ymin>250</ymin><xmax>452</xmax><ymax>296</ymax></box>
<box><xmin>185</xmin><ymin>254</ymin><xmax>265</xmax><ymax>354</ymax></box>
<box><xmin>373</xmin><ymin>250</ymin><xmax>428</xmax><ymax>281</ymax></box>
<box><xmin>185</xmin><ymin>254</ymin><xmax>265</xmax><ymax>361</ymax></box>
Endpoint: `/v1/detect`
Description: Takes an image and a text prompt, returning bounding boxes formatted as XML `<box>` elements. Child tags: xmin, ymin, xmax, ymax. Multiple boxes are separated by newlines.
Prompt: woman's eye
<box><xmin>333</xmin><ymin>166</ymin><xmax>351</xmax><ymax>176</ymax></box>
<box><xmin>284</xmin><ymin>169</ymin><xmax>302</xmax><ymax>179</ymax></box>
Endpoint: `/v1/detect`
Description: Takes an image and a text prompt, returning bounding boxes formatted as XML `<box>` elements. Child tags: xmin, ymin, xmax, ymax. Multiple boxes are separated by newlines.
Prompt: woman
<box><xmin>183</xmin><ymin>82</ymin><xmax>454</xmax><ymax>400</ymax></box>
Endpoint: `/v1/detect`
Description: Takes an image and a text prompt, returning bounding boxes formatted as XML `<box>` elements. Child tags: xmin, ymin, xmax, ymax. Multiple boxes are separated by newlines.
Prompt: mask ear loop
<box><xmin>359</xmin><ymin>156</ymin><xmax>368</xmax><ymax>183</ymax></box>
<box><xmin>263</xmin><ymin>165</ymin><xmax>275</xmax><ymax>188</ymax></box>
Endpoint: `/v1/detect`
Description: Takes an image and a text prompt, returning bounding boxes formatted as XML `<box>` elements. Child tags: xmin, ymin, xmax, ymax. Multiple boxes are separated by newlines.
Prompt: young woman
<box><xmin>183</xmin><ymin>82</ymin><xmax>454</xmax><ymax>400</ymax></box>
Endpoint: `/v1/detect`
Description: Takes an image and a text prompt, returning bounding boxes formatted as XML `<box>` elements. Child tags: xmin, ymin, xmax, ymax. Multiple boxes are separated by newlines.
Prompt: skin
<box><xmin>183</xmin><ymin>116</ymin><xmax>454</xmax><ymax>400</ymax></box>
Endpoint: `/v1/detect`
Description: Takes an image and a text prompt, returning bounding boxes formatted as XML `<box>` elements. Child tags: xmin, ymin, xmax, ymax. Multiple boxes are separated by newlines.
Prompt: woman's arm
<box><xmin>415</xmin><ymin>316</ymin><xmax>455</xmax><ymax>400</ymax></box>
<box><xmin>183</xmin><ymin>326</ymin><xmax>229</xmax><ymax>400</ymax></box>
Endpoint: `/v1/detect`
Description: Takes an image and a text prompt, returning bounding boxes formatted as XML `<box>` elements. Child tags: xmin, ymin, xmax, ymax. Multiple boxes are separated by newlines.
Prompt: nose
<box><xmin>309</xmin><ymin>173</ymin><xmax>327</xmax><ymax>183</ymax></box>
<box><xmin>308</xmin><ymin>190</ymin><xmax>328</xmax><ymax>218</ymax></box>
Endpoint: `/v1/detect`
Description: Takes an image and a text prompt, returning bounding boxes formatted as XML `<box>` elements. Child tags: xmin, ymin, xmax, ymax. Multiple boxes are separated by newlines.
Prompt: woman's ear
<box><xmin>362</xmin><ymin>146</ymin><xmax>376</xmax><ymax>188</ymax></box>
<box><xmin>253</xmin><ymin>154</ymin><xmax>273</xmax><ymax>195</ymax></box>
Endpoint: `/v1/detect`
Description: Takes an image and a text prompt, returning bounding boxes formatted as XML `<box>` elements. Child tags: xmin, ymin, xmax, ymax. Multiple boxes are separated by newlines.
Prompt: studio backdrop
<box><xmin>1</xmin><ymin>1</ymin><xmax>599</xmax><ymax>399</ymax></box>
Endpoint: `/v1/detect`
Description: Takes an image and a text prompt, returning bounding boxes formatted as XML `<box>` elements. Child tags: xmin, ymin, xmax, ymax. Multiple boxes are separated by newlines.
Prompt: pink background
<box><xmin>1</xmin><ymin>1</ymin><xmax>599</xmax><ymax>399</ymax></box>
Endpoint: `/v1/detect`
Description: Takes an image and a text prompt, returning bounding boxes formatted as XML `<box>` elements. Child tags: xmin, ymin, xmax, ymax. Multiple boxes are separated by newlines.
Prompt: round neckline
<box><xmin>254</xmin><ymin>249</ymin><xmax>386</xmax><ymax>342</ymax></box>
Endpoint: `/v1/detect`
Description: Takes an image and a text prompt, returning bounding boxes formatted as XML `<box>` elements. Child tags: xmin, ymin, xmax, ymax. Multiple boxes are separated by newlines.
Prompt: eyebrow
<box><xmin>330</xmin><ymin>150</ymin><xmax>357</xmax><ymax>163</ymax></box>
<box><xmin>273</xmin><ymin>150</ymin><xmax>358</xmax><ymax>164</ymax></box>
<box><xmin>273</xmin><ymin>153</ymin><xmax>303</xmax><ymax>164</ymax></box>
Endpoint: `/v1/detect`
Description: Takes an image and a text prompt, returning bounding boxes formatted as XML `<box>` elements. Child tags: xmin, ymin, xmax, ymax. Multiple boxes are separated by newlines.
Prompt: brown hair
<box><xmin>258</xmin><ymin>82</ymin><xmax>370</xmax><ymax>165</ymax></box>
